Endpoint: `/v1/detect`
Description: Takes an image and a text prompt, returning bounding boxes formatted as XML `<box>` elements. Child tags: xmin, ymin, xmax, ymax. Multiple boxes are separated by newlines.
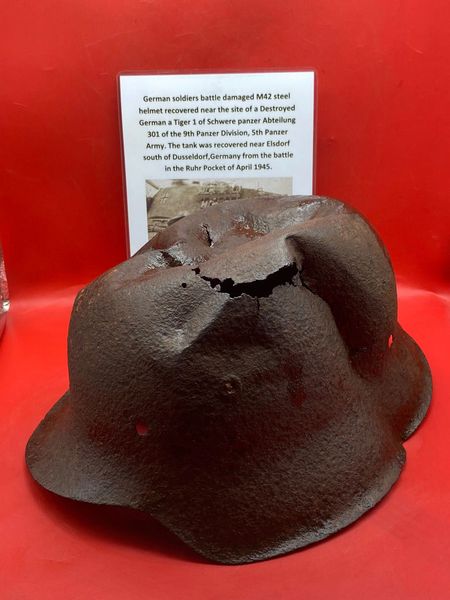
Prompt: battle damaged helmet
<box><xmin>26</xmin><ymin>196</ymin><xmax>431</xmax><ymax>564</ymax></box>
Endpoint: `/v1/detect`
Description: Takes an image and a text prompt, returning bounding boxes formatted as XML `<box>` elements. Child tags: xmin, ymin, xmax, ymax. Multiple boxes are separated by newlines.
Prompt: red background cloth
<box><xmin>0</xmin><ymin>1</ymin><xmax>449</xmax><ymax>598</ymax></box>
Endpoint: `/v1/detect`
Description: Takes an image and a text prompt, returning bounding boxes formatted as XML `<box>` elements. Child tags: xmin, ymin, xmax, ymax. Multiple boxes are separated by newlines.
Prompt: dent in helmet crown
<box><xmin>26</xmin><ymin>195</ymin><xmax>431</xmax><ymax>564</ymax></box>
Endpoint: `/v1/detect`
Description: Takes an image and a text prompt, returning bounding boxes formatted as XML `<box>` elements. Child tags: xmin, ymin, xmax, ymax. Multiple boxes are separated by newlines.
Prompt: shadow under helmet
<box><xmin>26</xmin><ymin>195</ymin><xmax>432</xmax><ymax>564</ymax></box>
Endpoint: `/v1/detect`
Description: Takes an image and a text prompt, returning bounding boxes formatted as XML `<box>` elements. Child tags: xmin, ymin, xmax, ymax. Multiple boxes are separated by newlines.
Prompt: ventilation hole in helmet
<box><xmin>135</xmin><ymin>421</ymin><xmax>149</xmax><ymax>436</ymax></box>
<box><xmin>181</xmin><ymin>282</ymin><xmax>187</xmax><ymax>288</ymax></box>
<box><xmin>388</xmin><ymin>334</ymin><xmax>394</xmax><ymax>349</ymax></box>
<box><xmin>223</xmin><ymin>375</ymin><xmax>242</xmax><ymax>397</ymax></box>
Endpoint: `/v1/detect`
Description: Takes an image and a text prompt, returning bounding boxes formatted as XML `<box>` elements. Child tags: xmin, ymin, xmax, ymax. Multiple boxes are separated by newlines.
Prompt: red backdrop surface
<box><xmin>0</xmin><ymin>1</ymin><xmax>449</xmax><ymax>599</ymax></box>
<box><xmin>1</xmin><ymin>0</ymin><xmax>449</xmax><ymax>294</ymax></box>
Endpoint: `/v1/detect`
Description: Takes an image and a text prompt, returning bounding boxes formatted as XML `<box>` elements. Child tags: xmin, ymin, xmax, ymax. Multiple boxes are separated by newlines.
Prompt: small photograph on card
<box><xmin>145</xmin><ymin>177</ymin><xmax>293</xmax><ymax>238</ymax></box>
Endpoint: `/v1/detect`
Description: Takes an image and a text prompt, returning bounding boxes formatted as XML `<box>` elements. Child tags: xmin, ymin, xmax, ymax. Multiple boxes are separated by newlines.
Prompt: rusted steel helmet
<box><xmin>26</xmin><ymin>196</ymin><xmax>431</xmax><ymax>564</ymax></box>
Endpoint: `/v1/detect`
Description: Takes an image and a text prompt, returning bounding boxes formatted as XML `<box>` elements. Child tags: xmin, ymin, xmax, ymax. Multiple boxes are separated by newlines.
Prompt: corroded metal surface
<box><xmin>26</xmin><ymin>196</ymin><xmax>432</xmax><ymax>564</ymax></box>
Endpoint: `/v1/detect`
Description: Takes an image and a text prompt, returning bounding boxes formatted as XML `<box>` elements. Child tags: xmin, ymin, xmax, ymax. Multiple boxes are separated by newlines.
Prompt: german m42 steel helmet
<box><xmin>26</xmin><ymin>196</ymin><xmax>431</xmax><ymax>564</ymax></box>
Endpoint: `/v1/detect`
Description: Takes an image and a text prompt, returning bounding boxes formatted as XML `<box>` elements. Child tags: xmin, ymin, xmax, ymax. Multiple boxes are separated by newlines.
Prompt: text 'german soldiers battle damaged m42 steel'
<box><xmin>26</xmin><ymin>196</ymin><xmax>432</xmax><ymax>564</ymax></box>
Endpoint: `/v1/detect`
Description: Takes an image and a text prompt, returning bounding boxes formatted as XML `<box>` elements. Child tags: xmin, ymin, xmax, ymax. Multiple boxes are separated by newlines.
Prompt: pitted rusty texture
<box><xmin>26</xmin><ymin>196</ymin><xmax>432</xmax><ymax>564</ymax></box>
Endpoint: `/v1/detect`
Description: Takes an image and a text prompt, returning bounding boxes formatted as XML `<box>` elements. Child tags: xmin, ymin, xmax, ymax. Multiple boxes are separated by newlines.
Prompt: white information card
<box><xmin>119</xmin><ymin>71</ymin><xmax>315</xmax><ymax>254</ymax></box>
